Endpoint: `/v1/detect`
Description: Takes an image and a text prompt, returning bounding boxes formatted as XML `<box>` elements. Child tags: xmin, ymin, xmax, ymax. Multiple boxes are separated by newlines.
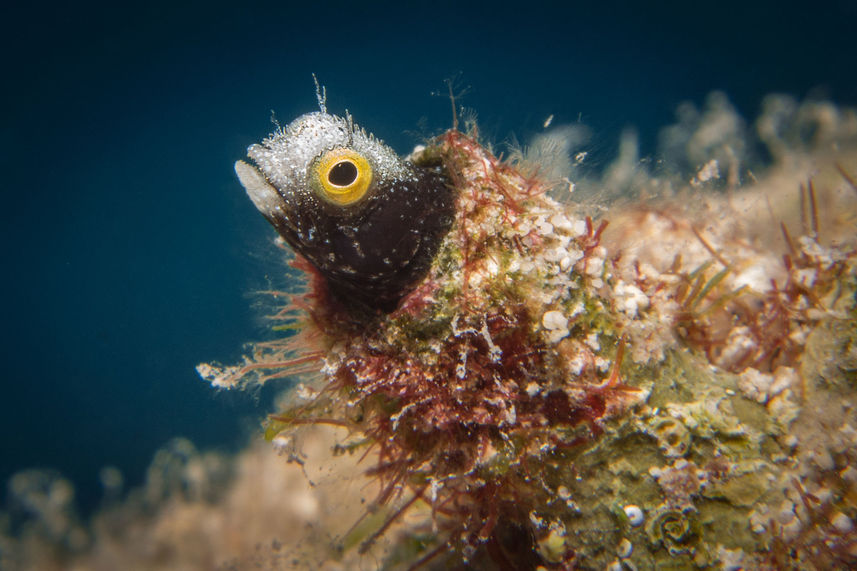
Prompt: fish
<box><xmin>235</xmin><ymin>109</ymin><xmax>455</xmax><ymax>313</ymax></box>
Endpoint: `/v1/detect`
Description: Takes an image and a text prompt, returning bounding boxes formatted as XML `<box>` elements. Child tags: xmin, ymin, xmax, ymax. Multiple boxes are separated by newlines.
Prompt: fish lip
<box><xmin>234</xmin><ymin>160</ymin><xmax>295</xmax><ymax>221</ymax></box>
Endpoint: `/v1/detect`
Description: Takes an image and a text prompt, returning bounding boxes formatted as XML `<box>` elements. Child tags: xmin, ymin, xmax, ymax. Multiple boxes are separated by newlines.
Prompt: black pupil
<box><xmin>328</xmin><ymin>160</ymin><xmax>359</xmax><ymax>186</ymax></box>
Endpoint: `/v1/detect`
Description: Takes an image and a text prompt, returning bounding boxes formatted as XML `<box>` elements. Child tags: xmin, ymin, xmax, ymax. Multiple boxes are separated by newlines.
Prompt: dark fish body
<box><xmin>235</xmin><ymin>112</ymin><xmax>455</xmax><ymax>312</ymax></box>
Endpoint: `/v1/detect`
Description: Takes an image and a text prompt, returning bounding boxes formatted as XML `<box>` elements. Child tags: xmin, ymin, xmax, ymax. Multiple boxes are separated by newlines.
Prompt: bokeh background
<box><xmin>2</xmin><ymin>0</ymin><xmax>856</xmax><ymax>517</ymax></box>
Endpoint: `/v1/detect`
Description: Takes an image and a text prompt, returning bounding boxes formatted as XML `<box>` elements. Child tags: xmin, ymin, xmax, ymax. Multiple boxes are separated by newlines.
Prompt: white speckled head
<box><xmin>242</xmin><ymin>112</ymin><xmax>413</xmax><ymax>213</ymax></box>
<box><xmin>233</xmin><ymin>107</ymin><xmax>455</xmax><ymax>311</ymax></box>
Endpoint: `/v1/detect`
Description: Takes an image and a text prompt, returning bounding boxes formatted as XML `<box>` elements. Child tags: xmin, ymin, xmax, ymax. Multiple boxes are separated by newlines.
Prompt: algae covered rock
<box><xmin>201</xmin><ymin>109</ymin><xmax>857</xmax><ymax>569</ymax></box>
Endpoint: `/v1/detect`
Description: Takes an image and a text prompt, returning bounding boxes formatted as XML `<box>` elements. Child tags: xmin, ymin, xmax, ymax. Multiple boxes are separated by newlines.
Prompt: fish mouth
<box><xmin>234</xmin><ymin>159</ymin><xmax>306</xmax><ymax>240</ymax></box>
<box><xmin>235</xmin><ymin>160</ymin><xmax>285</xmax><ymax>219</ymax></box>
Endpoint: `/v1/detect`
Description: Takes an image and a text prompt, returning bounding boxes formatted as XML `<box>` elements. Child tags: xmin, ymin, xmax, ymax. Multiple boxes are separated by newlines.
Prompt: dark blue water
<box><xmin>2</xmin><ymin>0</ymin><xmax>855</xmax><ymax>516</ymax></box>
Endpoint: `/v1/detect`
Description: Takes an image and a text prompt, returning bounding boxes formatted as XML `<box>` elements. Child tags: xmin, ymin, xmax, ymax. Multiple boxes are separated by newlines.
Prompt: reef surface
<box><xmin>198</xmin><ymin>95</ymin><xmax>857</xmax><ymax>569</ymax></box>
<box><xmin>3</xmin><ymin>93</ymin><xmax>857</xmax><ymax>570</ymax></box>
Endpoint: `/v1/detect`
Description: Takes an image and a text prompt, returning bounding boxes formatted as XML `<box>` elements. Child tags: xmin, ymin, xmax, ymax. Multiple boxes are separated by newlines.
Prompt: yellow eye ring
<box><xmin>312</xmin><ymin>148</ymin><xmax>373</xmax><ymax>206</ymax></box>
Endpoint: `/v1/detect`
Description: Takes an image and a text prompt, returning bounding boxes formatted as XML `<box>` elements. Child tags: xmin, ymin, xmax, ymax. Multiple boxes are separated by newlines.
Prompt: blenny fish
<box><xmin>234</xmin><ymin>104</ymin><xmax>455</xmax><ymax>313</ymax></box>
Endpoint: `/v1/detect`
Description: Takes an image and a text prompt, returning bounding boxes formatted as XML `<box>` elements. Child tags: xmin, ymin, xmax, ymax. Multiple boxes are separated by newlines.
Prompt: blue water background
<box><xmin>2</xmin><ymin>0</ymin><xmax>855</xmax><ymax>516</ymax></box>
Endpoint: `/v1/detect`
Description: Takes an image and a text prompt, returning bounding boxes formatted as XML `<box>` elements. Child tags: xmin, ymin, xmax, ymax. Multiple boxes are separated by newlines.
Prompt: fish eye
<box><xmin>313</xmin><ymin>148</ymin><xmax>372</xmax><ymax>206</ymax></box>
